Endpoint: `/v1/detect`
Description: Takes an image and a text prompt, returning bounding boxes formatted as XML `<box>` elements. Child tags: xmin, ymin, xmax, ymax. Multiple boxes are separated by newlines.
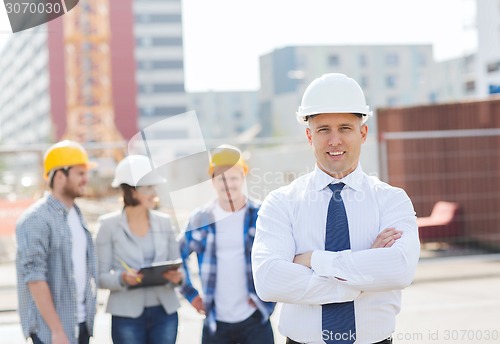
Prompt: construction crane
<box><xmin>62</xmin><ymin>0</ymin><xmax>124</xmax><ymax>156</ymax></box>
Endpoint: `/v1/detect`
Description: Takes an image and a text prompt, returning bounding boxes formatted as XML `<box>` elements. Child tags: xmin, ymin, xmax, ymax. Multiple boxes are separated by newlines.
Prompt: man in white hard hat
<box><xmin>252</xmin><ymin>73</ymin><xmax>420</xmax><ymax>344</ymax></box>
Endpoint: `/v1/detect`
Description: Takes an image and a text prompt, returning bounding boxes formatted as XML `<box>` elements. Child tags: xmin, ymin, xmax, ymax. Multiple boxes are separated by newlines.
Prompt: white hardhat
<box><xmin>296</xmin><ymin>73</ymin><xmax>372</xmax><ymax>125</ymax></box>
<box><xmin>111</xmin><ymin>155</ymin><xmax>166</xmax><ymax>188</ymax></box>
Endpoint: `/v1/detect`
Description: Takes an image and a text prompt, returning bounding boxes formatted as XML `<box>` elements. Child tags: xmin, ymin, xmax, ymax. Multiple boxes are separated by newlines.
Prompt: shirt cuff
<box><xmin>311</xmin><ymin>249</ymin><xmax>344</xmax><ymax>278</ymax></box>
<box><xmin>311</xmin><ymin>250</ymin><xmax>374</xmax><ymax>286</ymax></box>
<box><xmin>23</xmin><ymin>271</ymin><xmax>47</xmax><ymax>284</ymax></box>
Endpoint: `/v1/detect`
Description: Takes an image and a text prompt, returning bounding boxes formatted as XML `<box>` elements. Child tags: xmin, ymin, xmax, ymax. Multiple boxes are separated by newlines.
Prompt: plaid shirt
<box><xmin>15</xmin><ymin>195</ymin><xmax>97</xmax><ymax>344</ymax></box>
<box><xmin>179</xmin><ymin>198</ymin><xmax>275</xmax><ymax>333</ymax></box>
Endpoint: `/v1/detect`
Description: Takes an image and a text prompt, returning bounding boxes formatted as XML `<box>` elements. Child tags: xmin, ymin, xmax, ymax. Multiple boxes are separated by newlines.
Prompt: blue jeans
<box><xmin>202</xmin><ymin>310</ymin><xmax>274</xmax><ymax>344</ymax></box>
<box><xmin>111</xmin><ymin>306</ymin><xmax>178</xmax><ymax>344</ymax></box>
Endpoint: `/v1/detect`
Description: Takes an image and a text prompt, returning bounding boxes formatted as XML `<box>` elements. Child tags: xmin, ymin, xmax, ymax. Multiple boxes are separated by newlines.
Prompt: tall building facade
<box><xmin>259</xmin><ymin>45</ymin><xmax>434</xmax><ymax>137</ymax></box>
<box><xmin>133</xmin><ymin>0</ymin><xmax>187</xmax><ymax>130</ymax></box>
<box><xmin>476</xmin><ymin>0</ymin><xmax>500</xmax><ymax>97</ymax></box>
<box><xmin>0</xmin><ymin>0</ymin><xmax>187</xmax><ymax>145</ymax></box>
<box><xmin>0</xmin><ymin>29</ymin><xmax>52</xmax><ymax>145</ymax></box>
<box><xmin>431</xmin><ymin>54</ymin><xmax>477</xmax><ymax>103</ymax></box>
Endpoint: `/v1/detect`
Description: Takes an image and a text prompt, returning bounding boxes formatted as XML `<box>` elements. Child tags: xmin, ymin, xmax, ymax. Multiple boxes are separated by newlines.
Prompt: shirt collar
<box><xmin>312</xmin><ymin>163</ymin><xmax>364</xmax><ymax>192</ymax></box>
<box><xmin>47</xmin><ymin>194</ymin><xmax>71</xmax><ymax>213</ymax></box>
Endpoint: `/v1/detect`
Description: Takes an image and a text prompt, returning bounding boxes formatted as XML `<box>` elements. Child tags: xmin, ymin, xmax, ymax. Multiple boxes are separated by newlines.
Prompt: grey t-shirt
<box><xmin>134</xmin><ymin>230</ymin><xmax>161</xmax><ymax>307</ymax></box>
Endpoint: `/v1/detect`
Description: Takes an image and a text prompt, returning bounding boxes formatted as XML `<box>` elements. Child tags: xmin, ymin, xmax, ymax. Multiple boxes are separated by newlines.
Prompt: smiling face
<box><xmin>212</xmin><ymin>165</ymin><xmax>246</xmax><ymax>207</ymax></box>
<box><xmin>60</xmin><ymin>165</ymin><xmax>88</xmax><ymax>199</ymax></box>
<box><xmin>306</xmin><ymin>113</ymin><xmax>368</xmax><ymax>179</ymax></box>
<box><xmin>133</xmin><ymin>185</ymin><xmax>159</xmax><ymax>209</ymax></box>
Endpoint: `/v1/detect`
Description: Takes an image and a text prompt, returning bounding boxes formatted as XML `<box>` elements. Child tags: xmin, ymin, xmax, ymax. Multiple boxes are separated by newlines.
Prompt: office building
<box><xmin>0</xmin><ymin>0</ymin><xmax>187</xmax><ymax>145</ymax></box>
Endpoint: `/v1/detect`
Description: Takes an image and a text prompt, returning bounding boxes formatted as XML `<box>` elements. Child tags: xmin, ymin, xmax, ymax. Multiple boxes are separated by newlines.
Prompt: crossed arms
<box><xmin>251</xmin><ymin>192</ymin><xmax>420</xmax><ymax>305</ymax></box>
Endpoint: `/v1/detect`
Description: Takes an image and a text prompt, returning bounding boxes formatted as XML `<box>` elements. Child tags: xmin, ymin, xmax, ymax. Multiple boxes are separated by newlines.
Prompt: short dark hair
<box><xmin>49</xmin><ymin>167</ymin><xmax>71</xmax><ymax>189</ymax></box>
<box><xmin>306</xmin><ymin>113</ymin><xmax>363</xmax><ymax>122</ymax></box>
<box><xmin>120</xmin><ymin>184</ymin><xmax>140</xmax><ymax>207</ymax></box>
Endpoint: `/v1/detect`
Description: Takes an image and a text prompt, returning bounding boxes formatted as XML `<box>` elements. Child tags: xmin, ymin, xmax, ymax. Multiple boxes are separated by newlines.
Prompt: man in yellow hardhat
<box><xmin>16</xmin><ymin>140</ymin><xmax>98</xmax><ymax>344</ymax></box>
<box><xmin>179</xmin><ymin>144</ymin><xmax>275</xmax><ymax>344</ymax></box>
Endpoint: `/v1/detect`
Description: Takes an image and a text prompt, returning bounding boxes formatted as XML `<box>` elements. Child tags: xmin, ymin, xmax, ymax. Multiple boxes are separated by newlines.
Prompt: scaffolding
<box><xmin>62</xmin><ymin>0</ymin><xmax>124</xmax><ymax>156</ymax></box>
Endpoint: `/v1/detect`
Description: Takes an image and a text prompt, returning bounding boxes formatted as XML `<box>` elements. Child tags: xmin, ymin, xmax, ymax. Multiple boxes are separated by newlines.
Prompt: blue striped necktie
<box><xmin>322</xmin><ymin>183</ymin><xmax>356</xmax><ymax>344</ymax></box>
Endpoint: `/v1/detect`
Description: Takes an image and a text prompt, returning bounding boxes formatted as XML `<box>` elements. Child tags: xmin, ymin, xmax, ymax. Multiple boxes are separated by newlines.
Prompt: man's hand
<box><xmin>371</xmin><ymin>227</ymin><xmax>402</xmax><ymax>248</ymax></box>
<box><xmin>293</xmin><ymin>251</ymin><xmax>313</xmax><ymax>268</ymax></box>
<box><xmin>51</xmin><ymin>329</ymin><xmax>70</xmax><ymax>344</ymax></box>
<box><xmin>27</xmin><ymin>281</ymin><xmax>70</xmax><ymax>344</ymax></box>
<box><xmin>163</xmin><ymin>269</ymin><xmax>183</xmax><ymax>285</ymax></box>
<box><xmin>191</xmin><ymin>295</ymin><xmax>206</xmax><ymax>314</ymax></box>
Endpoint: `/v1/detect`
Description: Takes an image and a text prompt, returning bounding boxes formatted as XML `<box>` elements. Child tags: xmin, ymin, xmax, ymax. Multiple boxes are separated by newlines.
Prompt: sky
<box><xmin>0</xmin><ymin>0</ymin><xmax>477</xmax><ymax>92</ymax></box>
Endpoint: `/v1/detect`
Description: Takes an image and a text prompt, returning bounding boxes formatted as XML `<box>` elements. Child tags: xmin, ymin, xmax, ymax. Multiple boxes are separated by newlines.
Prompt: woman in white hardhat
<box><xmin>96</xmin><ymin>155</ymin><xmax>182</xmax><ymax>344</ymax></box>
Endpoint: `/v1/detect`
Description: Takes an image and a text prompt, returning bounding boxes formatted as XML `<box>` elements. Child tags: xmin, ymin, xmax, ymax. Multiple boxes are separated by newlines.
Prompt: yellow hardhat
<box><xmin>43</xmin><ymin>140</ymin><xmax>97</xmax><ymax>179</ymax></box>
<box><xmin>208</xmin><ymin>144</ymin><xmax>248</xmax><ymax>176</ymax></box>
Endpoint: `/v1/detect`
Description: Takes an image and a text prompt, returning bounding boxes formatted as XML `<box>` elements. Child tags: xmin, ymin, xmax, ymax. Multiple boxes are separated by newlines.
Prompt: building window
<box><xmin>154</xmin><ymin>84</ymin><xmax>184</xmax><ymax>93</ymax></box>
<box><xmin>360</xmin><ymin>76</ymin><xmax>368</xmax><ymax>88</ymax></box>
<box><xmin>152</xmin><ymin>37</ymin><xmax>183</xmax><ymax>46</ymax></box>
<box><xmin>386</xmin><ymin>75</ymin><xmax>397</xmax><ymax>88</ymax></box>
<box><xmin>136</xmin><ymin>0</ymin><xmax>181</xmax><ymax>2</ymax></box>
<box><xmin>463</xmin><ymin>55</ymin><xmax>474</xmax><ymax>73</ymax></box>
<box><xmin>138</xmin><ymin>60</ymin><xmax>152</xmax><ymax>70</ymax></box>
<box><xmin>137</xmin><ymin>60</ymin><xmax>183</xmax><ymax>70</ymax></box>
<box><xmin>358</xmin><ymin>54</ymin><xmax>367</xmax><ymax>67</ymax></box>
<box><xmin>328</xmin><ymin>55</ymin><xmax>340</xmax><ymax>66</ymax></box>
<box><xmin>387</xmin><ymin>96</ymin><xmax>399</xmax><ymax>106</ymax></box>
<box><xmin>487</xmin><ymin>60</ymin><xmax>500</xmax><ymax>73</ymax></box>
<box><xmin>139</xmin><ymin>106</ymin><xmax>187</xmax><ymax>117</ymax></box>
<box><xmin>136</xmin><ymin>37</ymin><xmax>183</xmax><ymax>47</ymax></box>
<box><xmin>135</xmin><ymin>14</ymin><xmax>182</xmax><ymax>24</ymax></box>
<box><xmin>465</xmin><ymin>80</ymin><xmax>476</xmax><ymax>93</ymax></box>
<box><xmin>386</xmin><ymin>53</ymin><xmax>399</xmax><ymax>67</ymax></box>
<box><xmin>418</xmin><ymin>53</ymin><xmax>426</xmax><ymax>67</ymax></box>
<box><xmin>139</xmin><ymin>83</ymin><xmax>184</xmax><ymax>93</ymax></box>
<box><xmin>139</xmin><ymin>84</ymin><xmax>153</xmax><ymax>93</ymax></box>
<box><xmin>489</xmin><ymin>84</ymin><xmax>500</xmax><ymax>94</ymax></box>
<box><xmin>428</xmin><ymin>92</ymin><xmax>438</xmax><ymax>103</ymax></box>
<box><xmin>139</xmin><ymin>37</ymin><xmax>152</xmax><ymax>47</ymax></box>
<box><xmin>141</xmin><ymin>106</ymin><xmax>155</xmax><ymax>117</ymax></box>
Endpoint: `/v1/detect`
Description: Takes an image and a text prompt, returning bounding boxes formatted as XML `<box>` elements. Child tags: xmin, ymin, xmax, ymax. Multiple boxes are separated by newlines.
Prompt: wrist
<box><xmin>120</xmin><ymin>271</ymin><xmax>128</xmax><ymax>286</ymax></box>
<box><xmin>50</xmin><ymin>324</ymin><xmax>65</xmax><ymax>334</ymax></box>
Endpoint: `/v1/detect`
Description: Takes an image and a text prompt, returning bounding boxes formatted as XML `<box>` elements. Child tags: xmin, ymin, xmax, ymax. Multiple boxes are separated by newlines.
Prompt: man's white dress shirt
<box><xmin>252</xmin><ymin>164</ymin><xmax>420</xmax><ymax>343</ymax></box>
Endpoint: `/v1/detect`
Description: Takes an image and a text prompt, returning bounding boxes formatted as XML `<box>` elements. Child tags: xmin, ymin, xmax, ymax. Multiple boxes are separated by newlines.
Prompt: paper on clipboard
<box><xmin>129</xmin><ymin>258</ymin><xmax>183</xmax><ymax>289</ymax></box>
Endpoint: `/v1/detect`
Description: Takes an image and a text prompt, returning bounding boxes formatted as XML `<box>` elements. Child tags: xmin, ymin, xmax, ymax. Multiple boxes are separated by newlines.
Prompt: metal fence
<box><xmin>378</xmin><ymin>100</ymin><xmax>500</xmax><ymax>250</ymax></box>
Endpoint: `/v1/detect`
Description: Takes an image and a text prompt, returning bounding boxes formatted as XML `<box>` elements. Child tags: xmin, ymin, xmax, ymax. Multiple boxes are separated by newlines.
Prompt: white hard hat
<box><xmin>296</xmin><ymin>73</ymin><xmax>372</xmax><ymax>125</ymax></box>
<box><xmin>111</xmin><ymin>155</ymin><xmax>166</xmax><ymax>188</ymax></box>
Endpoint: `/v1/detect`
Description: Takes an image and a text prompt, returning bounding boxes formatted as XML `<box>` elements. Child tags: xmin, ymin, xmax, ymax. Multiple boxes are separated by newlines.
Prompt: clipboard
<box><xmin>129</xmin><ymin>258</ymin><xmax>183</xmax><ymax>289</ymax></box>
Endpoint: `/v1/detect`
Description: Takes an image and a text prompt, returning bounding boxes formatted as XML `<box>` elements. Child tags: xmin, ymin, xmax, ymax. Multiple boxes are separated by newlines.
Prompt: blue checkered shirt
<box><xmin>179</xmin><ymin>198</ymin><xmax>275</xmax><ymax>333</ymax></box>
<box><xmin>15</xmin><ymin>195</ymin><xmax>97</xmax><ymax>344</ymax></box>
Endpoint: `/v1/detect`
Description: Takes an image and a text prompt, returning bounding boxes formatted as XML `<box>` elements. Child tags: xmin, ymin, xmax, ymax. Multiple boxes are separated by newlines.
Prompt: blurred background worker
<box><xmin>96</xmin><ymin>155</ymin><xmax>182</xmax><ymax>344</ymax></box>
<box><xmin>15</xmin><ymin>140</ymin><xmax>98</xmax><ymax>344</ymax></box>
<box><xmin>179</xmin><ymin>144</ymin><xmax>275</xmax><ymax>344</ymax></box>
<box><xmin>252</xmin><ymin>73</ymin><xmax>420</xmax><ymax>344</ymax></box>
